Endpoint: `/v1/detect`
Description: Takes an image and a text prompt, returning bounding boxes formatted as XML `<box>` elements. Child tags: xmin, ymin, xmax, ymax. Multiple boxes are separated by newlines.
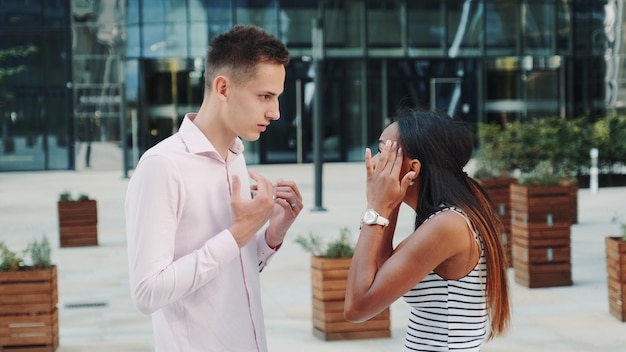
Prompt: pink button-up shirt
<box><xmin>125</xmin><ymin>114</ymin><xmax>278</xmax><ymax>352</ymax></box>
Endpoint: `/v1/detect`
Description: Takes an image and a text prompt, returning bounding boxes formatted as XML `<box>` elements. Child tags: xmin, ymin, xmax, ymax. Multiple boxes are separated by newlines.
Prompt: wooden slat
<box><xmin>0</xmin><ymin>309</ymin><xmax>58</xmax><ymax>349</ymax></box>
<box><xmin>57</xmin><ymin>200</ymin><xmax>98</xmax><ymax>248</ymax></box>
<box><xmin>309</xmin><ymin>257</ymin><xmax>391</xmax><ymax>340</ymax></box>
<box><xmin>0</xmin><ymin>268</ymin><xmax>57</xmax><ymax>315</ymax></box>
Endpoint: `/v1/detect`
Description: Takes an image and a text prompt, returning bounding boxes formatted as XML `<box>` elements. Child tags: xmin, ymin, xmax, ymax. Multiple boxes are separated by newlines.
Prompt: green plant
<box><xmin>295</xmin><ymin>227</ymin><xmax>354</xmax><ymax>258</ymax></box>
<box><xmin>77</xmin><ymin>193</ymin><xmax>90</xmax><ymax>201</ymax></box>
<box><xmin>518</xmin><ymin>160</ymin><xmax>576</xmax><ymax>187</ymax></box>
<box><xmin>474</xmin><ymin>123</ymin><xmax>512</xmax><ymax>179</ymax></box>
<box><xmin>0</xmin><ymin>242</ymin><xmax>23</xmax><ymax>272</ymax></box>
<box><xmin>58</xmin><ymin>191</ymin><xmax>91</xmax><ymax>202</ymax></box>
<box><xmin>26</xmin><ymin>236</ymin><xmax>52</xmax><ymax>269</ymax></box>
<box><xmin>592</xmin><ymin>114</ymin><xmax>626</xmax><ymax>170</ymax></box>
<box><xmin>58</xmin><ymin>191</ymin><xmax>72</xmax><ymax>202</ymax></box>
<box><xmin>0</xmin><ymin>236</ymin><xmax>53</xmax><ymax>272</ymax></box>
<box><xmin>490</xmin><ymin>116</ymin><xmax>592</xmax><ymax>185</ymax></box>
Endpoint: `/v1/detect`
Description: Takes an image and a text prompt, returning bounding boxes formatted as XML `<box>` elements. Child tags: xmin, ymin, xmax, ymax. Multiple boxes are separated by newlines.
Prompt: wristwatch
<box><xmin>360</xmin><ymin>208</ymin><xmax>389</xmax><ymax>227</ymax></box>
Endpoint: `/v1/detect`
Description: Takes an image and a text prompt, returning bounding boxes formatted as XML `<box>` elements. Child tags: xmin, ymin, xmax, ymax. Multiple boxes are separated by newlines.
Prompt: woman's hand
<box><xmin>365</xmin><ymin>140</ymin><xmax>415</xmax><ymax>217</ymax></box>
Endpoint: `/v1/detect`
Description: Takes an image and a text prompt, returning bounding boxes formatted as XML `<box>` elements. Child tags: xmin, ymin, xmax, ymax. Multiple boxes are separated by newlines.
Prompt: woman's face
<box><xmin>375</xmin><ymin>122</ymin><xmax>413</xmax><ymax>182</ymax></box>
<box><xmin>374</xmin><ymin>122</ymin><xmax>420</xmax><ymax>207</ymax></box>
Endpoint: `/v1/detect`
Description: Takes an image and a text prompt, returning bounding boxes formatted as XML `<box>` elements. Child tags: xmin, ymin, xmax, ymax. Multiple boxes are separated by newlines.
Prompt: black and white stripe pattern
<box><xmin>402</xmin><ymin>207</ymin><xmax>487</xmax><ymax>352</ymax></box>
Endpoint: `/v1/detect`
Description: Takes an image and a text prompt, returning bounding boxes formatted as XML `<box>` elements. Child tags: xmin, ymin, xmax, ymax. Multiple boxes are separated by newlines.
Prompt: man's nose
<box><xmin>268</xmin><ymin>102</ymin><xmax>280</xmax><ymax>120</ymax></box>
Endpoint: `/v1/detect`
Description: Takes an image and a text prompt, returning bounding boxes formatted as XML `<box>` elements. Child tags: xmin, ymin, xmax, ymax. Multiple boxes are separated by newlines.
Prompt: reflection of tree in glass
<box><xmin>0</xmin><ymin>45</ymin><xmax>38</xmax><ymax>153</ymax></box>
<box><xmin>0</xmin><ymin>45</ymin><xmax>37</xmax><ymax>82</ymax></box>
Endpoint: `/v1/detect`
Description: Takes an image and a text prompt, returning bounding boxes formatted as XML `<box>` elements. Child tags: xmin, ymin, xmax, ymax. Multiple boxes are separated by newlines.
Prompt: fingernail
<box><xmin>385</xmin><ymin>140</ymin><xmax>391</xmax><ymax>147</ymax></box>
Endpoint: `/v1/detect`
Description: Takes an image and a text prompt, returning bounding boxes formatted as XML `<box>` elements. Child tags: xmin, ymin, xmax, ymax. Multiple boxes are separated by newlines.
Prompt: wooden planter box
<box><xmin>510</xmin><ymin>184</ymin><xmax>573</xmax><ymax>288</ymax></box>
<box><xmin>605</xmin><ymin>236</ymin><xmax>626</xmax><ymax>321</ymax></box>
<box><xmin>478</xmin><ymin>177</ymin><xmax>517</xmax><ymax>267</ymax></box>
<box><xmin>0</xmin><ymin>267</ymin><xmax>59</xmax><ymax>351</ymax></box>
<box><xmin>57</xmin><ymin>200</ymin><xmax>98</xmax><ymax>247</ymax></box>
<box><xmin>568</xmin><ymin>184</ymin><xmax>578</xmax><ymax>224</ymax></box>
<box><xmin>311</xmin><ymin>256</ymin><xmax>391</xmax><ymax>341</ymax></box>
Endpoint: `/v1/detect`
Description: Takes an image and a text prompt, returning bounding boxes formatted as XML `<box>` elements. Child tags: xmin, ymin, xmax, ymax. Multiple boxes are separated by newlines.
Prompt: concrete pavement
<box><xmin>1</xmin><ymin>162</ymin><xmax>625</xmax><ymax>351</ymax></box>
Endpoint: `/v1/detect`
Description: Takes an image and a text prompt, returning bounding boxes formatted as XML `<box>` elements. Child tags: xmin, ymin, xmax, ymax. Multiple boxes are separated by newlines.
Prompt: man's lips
<box><xmin>258</xmin><ymin>124</ymin><xmax>268</xmax><ymax>132</ymax></box>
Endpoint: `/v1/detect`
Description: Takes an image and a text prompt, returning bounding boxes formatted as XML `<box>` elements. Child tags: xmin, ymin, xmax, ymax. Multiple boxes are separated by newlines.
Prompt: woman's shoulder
<box><xmin>422</xmin><ymin>207</ymin><xmax>469</xmax><ymax>233</ymax></box>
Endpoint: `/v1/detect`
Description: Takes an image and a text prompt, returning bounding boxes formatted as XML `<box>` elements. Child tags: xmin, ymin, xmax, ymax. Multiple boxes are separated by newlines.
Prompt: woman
<box><xmin>345</xmin><ymin>109</ymin><xmax>510</xmax><ymax>351</ymax></box>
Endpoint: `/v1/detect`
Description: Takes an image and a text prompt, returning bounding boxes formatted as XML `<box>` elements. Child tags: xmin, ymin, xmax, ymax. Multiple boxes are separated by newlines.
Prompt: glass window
<box><xmin>327</xmin><ymin>60</ymin><xmax>364</xmax><ymax>161</ymax></box>
<box><xmin>485</xmin><ymin>59</ymin><xmax>522</xmax><ymax>124</ymax></box>
<box><xmin>523</xmin><ymin>1</ymin><xmax>555</xmax><ymax>55</ymax></box>
<box><xmin>573</xmin><ymin>1</ymin><xmax>607</xmax><ymax>55</ymax></box>
<box><xmin>279</xmin><ymin>0</ymin><xmax>318</xmax><ymax>47</ymax></box>
<box><xmin>572</xmin><ymin>57</ymin><xmax>605</xmax><ymax>118</ymax></box>
<box><xmin>189</xmin><ymin>22</ymin><xmax>208</xmax><ymax>58</ymax></box>
<box><xmin>0</xmin><ymin>31</ymin><xmax>70</xmax><ymax>171</ymax></box>
<box><xmin>525</xmin><ymin>69</ymin><xmax>559</xmax><ymax>118</ymax></box>
<box><xmin>486</xmin><ymin>1</ymin><xmax>520</xmax><ymax>55</ymax></box>
<box><xmin>446</xmin><ymin>0</ymin><xmax>483</xmax><ymax>55</ymax></box>
<box><xmin>408</xmin><ymin>3</ymin><xmax>444</xmax><ymax>49</ymax></box>
<box><xmin>206</xmin><ymin>0</ymin><xmax>233</xmax><ymax>37</ymax></box>
<box><xmin>126</xmin><ymin>24</ymin><xmax>141</xmax><ymax>58</ymax></box>
<box><xmin>324</xmin><ymin>1</ymin><xmax>364</xmax><ymax>49</ymax></box>
<box><xmin>127</xmin><ymin>0</ymin><xmax>140</xmax><ymax>24</ymax></box>
<box><xmin>557</xmin><ymin>1</ymin><xmax>572</xmax><ymax>53</ymax></box>
<box><xmin>366</xmin><ymin>0</ymin><xmax>401</xmax><ymax>48</ymax></box>
<box><xmin>142</xmin><ymin>22</ymin><xmax>188</xmax><ymax>58</ymax></box>
<box><xmin>236</xmin><ymin>0</ymin><xmax>280</xmax><ymax>36</ymax></box>
<box><xmin>142</xmin><ymin>0</ymin><xmax>188</xmax><ymax>23</ymax></box>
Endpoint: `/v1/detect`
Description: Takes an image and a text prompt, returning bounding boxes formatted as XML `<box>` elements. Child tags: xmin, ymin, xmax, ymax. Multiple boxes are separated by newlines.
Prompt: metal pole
<box><xmin>118</xmin><ymin>53</ymin><xmax>129</xmax><ymax>178</ymax></box>
<box><xmin>590</xmin><ymin>148</ymin><xmax>599</xmax><ymax>194</ymax></box>
<box><xmin>312</xmin><ymin>18</ymin><xmax>326</xmax><ymax>211</ymax></box>
<box><xmin>296</xmin><ymin>79</ymin><xmax>303</xmax><ymax>164</ymax></box>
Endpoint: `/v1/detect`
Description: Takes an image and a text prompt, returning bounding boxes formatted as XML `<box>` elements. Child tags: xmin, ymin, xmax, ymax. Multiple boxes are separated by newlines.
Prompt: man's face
<box><xmin>227</xmin><ymin>62</ymin><xmax>286</xmax><ymax>141</ymax></box>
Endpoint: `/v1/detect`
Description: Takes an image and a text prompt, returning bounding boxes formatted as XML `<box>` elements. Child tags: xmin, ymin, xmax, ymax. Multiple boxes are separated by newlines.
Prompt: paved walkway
<box><xmin>1</xmin><ymin>163</ymin><xmax>625</xmax><ymax>351</ymax></box>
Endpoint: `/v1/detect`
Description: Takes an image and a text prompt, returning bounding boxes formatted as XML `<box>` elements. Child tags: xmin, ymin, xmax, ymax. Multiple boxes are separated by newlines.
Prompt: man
<box><xmin>125</xmin><ymin>25</ymin><xmax>302</xmax><ymax>352</ymax></box>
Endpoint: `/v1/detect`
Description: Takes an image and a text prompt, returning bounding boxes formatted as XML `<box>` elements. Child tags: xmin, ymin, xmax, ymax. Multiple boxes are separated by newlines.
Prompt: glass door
<box><xmin>137</xmin><ymin>58</ymin><xmax>204</xmax><ymax>156</ymax></box>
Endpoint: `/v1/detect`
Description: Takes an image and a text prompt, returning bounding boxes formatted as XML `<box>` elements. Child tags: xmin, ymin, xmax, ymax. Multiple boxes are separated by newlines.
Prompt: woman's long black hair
<box><xmin>394</xmin><ymin>108</ymin><xmax>510</xmax><ymax>339</ymax></box>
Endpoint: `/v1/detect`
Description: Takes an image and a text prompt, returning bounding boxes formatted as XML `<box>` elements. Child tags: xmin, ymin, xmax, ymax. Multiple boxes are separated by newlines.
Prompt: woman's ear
<box><xmin>410</xmin><ymin>159</ymin><xmax>421</xmax><ymax>177</ymax></box>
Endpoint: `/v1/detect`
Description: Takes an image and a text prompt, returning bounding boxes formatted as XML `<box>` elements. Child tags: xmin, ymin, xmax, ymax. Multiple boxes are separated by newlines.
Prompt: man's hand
<box><xmin>229</xmin><ymin>170</ymin><xmax>276</xmax><ymax>247</ymax></box>
<box><xmin>264</xmin><ymin>179</ymin><xmax>303</xmax><ymax>249</ymax></box>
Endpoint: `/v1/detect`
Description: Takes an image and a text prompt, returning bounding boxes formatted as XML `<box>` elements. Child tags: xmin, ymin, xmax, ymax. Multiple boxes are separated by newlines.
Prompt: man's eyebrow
<box><xmin>259</xmin><ymin>90</ymin><xmax>280</xmax><ymax>96</ymax></box>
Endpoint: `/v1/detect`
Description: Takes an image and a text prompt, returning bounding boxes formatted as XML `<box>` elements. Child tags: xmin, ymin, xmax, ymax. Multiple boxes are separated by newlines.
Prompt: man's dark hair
<box><xmin>205</xmin><ymin>25</ymin><xmax>290</xmax><ymax>89</ymax></box>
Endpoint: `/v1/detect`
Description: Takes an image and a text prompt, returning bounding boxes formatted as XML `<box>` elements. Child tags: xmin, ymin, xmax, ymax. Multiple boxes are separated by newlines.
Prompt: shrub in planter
<box><xmin>57</xmin><ymin>191</ymin><xmax>98</xmax><ymax>247</ymax></box>
<box><xmin>593</xmin><ymin>114</ymin><xmax>626</xmax><ymax>171</ymax></box>
<box><xmin>0</xmin><ymin>237</ymin><xmax>59</xmax><ymax>351</ymax></box>
<box><xmin>494</xmin><ymin>117</ymin><xmax>585</xmax><ymax>288</ymax></box>
<box><xmin>295</xmin><ymin>228</ymin><xmax>391</xmax><ymax>341</ymax></box>
<box><xmin>474</xmin><ymin>123</ymin><xmax>518</xmax><ymax>267</ymax></box>
<box><xmin>510</xmin><ymin>161</ymin><xmax>576</xmax><ymax>288</ymax></box>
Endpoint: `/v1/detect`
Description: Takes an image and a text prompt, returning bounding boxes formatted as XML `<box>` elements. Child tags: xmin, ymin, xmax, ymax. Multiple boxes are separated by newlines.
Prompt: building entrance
<box><xmin>135</xmin><ymin>58</ymin><xmax>204</xmax><ymax>157</ymax></box>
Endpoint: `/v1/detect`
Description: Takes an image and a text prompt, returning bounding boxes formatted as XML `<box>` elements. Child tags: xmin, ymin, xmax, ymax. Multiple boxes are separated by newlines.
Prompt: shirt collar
<box><xmin>179</xmin><ymin>113</ymin><xmax>245</xmax><ymax>157</ymax></box>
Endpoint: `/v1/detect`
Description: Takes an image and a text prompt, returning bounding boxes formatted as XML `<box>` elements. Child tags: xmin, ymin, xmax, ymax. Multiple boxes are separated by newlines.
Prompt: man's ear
<box><xmin>213</xmin><ymin>76</ymin><xmax>229</xmax><ymax>100</ymax></box>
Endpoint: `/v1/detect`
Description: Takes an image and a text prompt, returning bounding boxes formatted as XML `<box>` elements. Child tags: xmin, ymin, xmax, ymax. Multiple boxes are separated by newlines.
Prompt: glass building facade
<box><xmin>0</xmin><ymin>0</ymin><xmax>624</xmax><ymax>171</ymax></box>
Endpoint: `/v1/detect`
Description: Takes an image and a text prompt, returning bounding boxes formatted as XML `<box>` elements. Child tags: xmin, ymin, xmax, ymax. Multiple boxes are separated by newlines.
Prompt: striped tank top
<box><xmin>402</xmin><ymin>206</ymin><xmax>487</xmax><ymax>352</ymax></box>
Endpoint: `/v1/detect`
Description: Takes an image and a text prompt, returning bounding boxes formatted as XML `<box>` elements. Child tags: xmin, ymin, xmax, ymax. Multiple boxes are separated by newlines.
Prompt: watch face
<box><xmin>363</xmin><ymin>209</ymin><xmax>377</xmax><ymax>224</ymax></box>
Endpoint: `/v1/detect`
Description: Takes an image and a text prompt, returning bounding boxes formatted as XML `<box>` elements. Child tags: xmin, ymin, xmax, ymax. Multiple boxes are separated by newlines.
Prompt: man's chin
<box><xmin>240</xmin><ymin>133</ymin><xmax>261</xmax><ymax>142</ymax></box>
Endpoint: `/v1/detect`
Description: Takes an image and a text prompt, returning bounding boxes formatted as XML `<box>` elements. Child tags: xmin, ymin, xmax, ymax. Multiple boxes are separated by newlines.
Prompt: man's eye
<box><xmin>377</xmin><ymin>148</ymin><xmax>382</xmax><ymax>154</ymax></box>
